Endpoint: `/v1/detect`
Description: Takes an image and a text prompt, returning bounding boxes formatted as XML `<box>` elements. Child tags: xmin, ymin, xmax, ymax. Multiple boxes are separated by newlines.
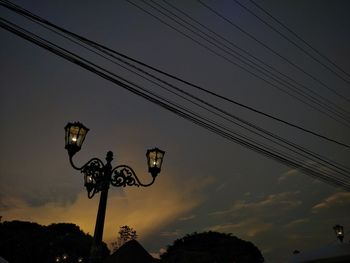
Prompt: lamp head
<box><xmin>146</xmin><ymin>147</ymin><xmax>165</xmax><ymax>177</ymax></box>
<box><xmin>333</xmin><ymin>224</ymin><xmax>344</xmax><ymax>242</ymax></box>
<box><xmin>64</xmin><ymin>122</ymin><xmax>89</xmax><ymax>157</ymax></box>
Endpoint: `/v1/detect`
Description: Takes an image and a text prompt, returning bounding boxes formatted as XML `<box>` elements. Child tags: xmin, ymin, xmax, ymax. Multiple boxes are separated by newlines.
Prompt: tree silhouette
<box><xmin>160</xmin><ymin>231</ymin><xmax>264</xmax><ymax>263</ymax></box>
<box><xmin>0</xmin><ymin>220</ymin><xmax>109</xmax><ymax>263</ymax></box>
<box><xmin>111</xmin><ymin>225</ymin><xmax>138</xmax><ymax>252</ymax></box>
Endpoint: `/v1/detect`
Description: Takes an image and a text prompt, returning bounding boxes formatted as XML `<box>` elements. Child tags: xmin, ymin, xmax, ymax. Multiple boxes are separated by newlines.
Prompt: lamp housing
<box><xmin>146</xmin><ymin>147</ymin><xmax>165</xmax><ymax>177</ymax></box>
<box><xmin>84</xmin><ymin>174</ymin><xmax>96</xmax><ymax>194</ymax></box>
<box><xmin>333</xmin><ymin>224</ymin><xmax>344</xmax><ymax>242</ymax></box>
<box><xmin>64</xmin><ymin>122</ymin><xmax>89</xmax><ymax>156</ymax></box>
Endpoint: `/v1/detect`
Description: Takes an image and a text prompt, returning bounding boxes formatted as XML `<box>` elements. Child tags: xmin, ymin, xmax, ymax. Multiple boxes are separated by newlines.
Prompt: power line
<box><xmin>140</xmin><ymin>0</ymin><xmax>350</xmax><ymax>126</ymax></box>
<box><xmin>232</xmin><ymin>0</ymin><xmax>350</xmax><ymax>86</ymax></box>
<box><xmin>1</xmin><ymin>0</ymin><xmax>349</xmax><ymax>150</ymax></box>
<box><xmin>125</xmin><ymin>0</ymin><xmax>350</xmax><ymax>128</ymax></box>
<box><xmin>152</xmin><ymin>0</ymin><xmax>350</xmax><ymax>125</ymax></box>
<box><xmin>197</xmin><ymin>0</ymin><xmax>350</xmax><ymax>105</ymax></box>
<box><xmin>1</xmin><ymin>17</ymin><xmax>349</xmax><ymax>190</ymax></box>
<box><xmin>1</xmin><ymin>1</ymin><xmax>350</xmax><ymax>191</ymax></box>
<box><xmin>161</xmin><ymin>0</ymin><xmax>350</xmax><ymax>120</ymax></box>
<box><xmin>247</xmin><ymin>0</ymin><xmax>350</xmax><ymax>81</ymax></box>
<box><xmin>7</xmin><ymin>1</ymin><xmax>349</xmax><ymax>177</ymax></box>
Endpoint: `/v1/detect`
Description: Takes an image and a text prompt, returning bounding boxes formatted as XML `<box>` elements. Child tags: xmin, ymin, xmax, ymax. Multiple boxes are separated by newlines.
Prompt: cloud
<box><xmin>178</xmin><ymin>214</ymin><xmax>196</xmax><ymax>221</ymax></box>
<box><xmin>205</xmin><ymin>191</ymin><xmax>303</xmax><ymax>244</ymax></box>
<box><xmin>312</xmin><ymin>192</ymin><xmax>350</xmax><ymax>212</ymax></box>
<box><xmin>209</xmin><ymin>191</ymin><xmax>302</xmax><ymax>219</ymax></box>
<box><xmin>149</xmin><ymin>247</ymin><xmax>167</xmax><ymax>259</ymax></box>
<box><xmin>278</xmin><ymin>168</ymin><xmax>299</xmax><ymax>182</ymax></box>
<box><xmin>233</xmin><ymin>191</ymin><xmax>302</xmax><ymax>210</ymax></box>
<box><xmin>215</xmin><ymin>183</ymin><xmax>227</xmax><ymax>192</ymax></box>
<box><xmin>206</xmin><ymin>218</ymin><xmax>273</xmax><ymax>238</ymax></box>
<box><xmin>160</xmin><ymin>230</ymin><xmax>182</xmax><ymax>237</ymax></box>
<box><xmin>285</xmin><ymin>218</ymin><xmax>309</xmax><ymax>228</ymax></box>
<box><xmin>149</xmin><ymin>252</ymin><xmax>160</xmax><ymax>259</ymax></box>
<box><xmin>0</xmin><ymin>175</ymin><xmax>213</xmax><ymax>246</ymax></box>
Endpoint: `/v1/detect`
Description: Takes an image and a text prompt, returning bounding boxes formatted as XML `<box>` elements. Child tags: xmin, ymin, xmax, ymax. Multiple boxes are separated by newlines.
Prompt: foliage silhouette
<box><xmin>0</xmin><ymin>220</ymin><xmax>109</xmax><ymax>263</ymax></box>
<box><xmin>111</xmin><ymin>225</ymin><xmax>138</xmax><ymax>252</ymax></box>
<box><xmin>160</xmin><ymin>231</ymin><xmax>264</xmax><ymax>263</ymax></box>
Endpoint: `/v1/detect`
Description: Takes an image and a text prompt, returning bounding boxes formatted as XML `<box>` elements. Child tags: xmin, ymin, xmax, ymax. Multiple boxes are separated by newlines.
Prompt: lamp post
<box><xmin>64</xmin><ymin>122</ymin><xmax>165</xmax><ymax>263</ymax></box>
<box><xmin>333</xmin><ymin>224</ymin><xmax>344</xmax><ymax>242</ymax></box>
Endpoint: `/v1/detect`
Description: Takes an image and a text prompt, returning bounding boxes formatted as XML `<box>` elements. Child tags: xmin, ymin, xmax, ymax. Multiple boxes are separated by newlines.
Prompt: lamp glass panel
<box><xmin>333</xmin><ymin>225</ymin><xmax>344</xmax><ymax>236</ymax></box>
<box><xmin>155</xmin><ymin>151</ymin><xmax>164</xmax><ymax>168</ymax></box>
<box><xmin>68</xmin><ymin>125</ymin><xmax>88</xmax><ymax>148</ymax></box>
<box><xmin>84</xmin><ymin>174</ymin><xmax>94</xmax><ymax>184</ymax></box>
<box><xmin>76</xmin><ymin>126</ymin><xmax>87</xmax><ymax>147</ymax></box>
<box><xmin>337</xmin><ymin>227</ymin><xmax>344</xmax><ymax>235</ymax></box>
<box><xmin>69</xmin><ymin>126</ymin><xmax>80</xmax><ymax>145</ymax></box>
<box><xmin>147</xmin><ymin>149</ymin><xmax>164</xmax><ymax>169</ymax></box>
<box><xmin>149</xmin><ymin>151</ymin><xmax>157</xmax><ymax>168</ymax></box>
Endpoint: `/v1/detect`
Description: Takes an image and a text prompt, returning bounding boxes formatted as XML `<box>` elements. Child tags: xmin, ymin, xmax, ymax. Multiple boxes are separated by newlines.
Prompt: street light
<box><xmin>333</xmin><ymin>224</ymin><xmax>344</xmax><ymax>242</ymax></box>
<box><xmin>54</xmin><ymin>253</ymin><xmax>69</xmax><ymax>262</ymax></box>
<box><xmin>64</xmin><ymin>122</ymin><xmax>165</xmax><ymax>263</ymax></box>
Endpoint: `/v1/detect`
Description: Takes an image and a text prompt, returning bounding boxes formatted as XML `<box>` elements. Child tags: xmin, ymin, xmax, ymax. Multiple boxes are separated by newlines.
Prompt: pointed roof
<box><xmin>104</xmin><ymin>240</ymin><xmax>158</xmax><ymax>263</ymax></box>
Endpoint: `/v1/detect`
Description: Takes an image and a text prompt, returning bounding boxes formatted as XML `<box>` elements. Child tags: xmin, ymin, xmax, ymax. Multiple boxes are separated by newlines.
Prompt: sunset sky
<box><xmin>1</xmin><ymin>1</ymin><xmax>350</xmax><ymax>262</ymax></box>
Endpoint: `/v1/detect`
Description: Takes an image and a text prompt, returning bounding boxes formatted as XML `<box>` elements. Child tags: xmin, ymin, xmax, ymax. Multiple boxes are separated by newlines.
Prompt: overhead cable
<box><xmin>1</xmin><ymin>0</ymin><xmax>349</xmax><ymax>150</ymax></box>
<box><xmin>161</xmin><ymin>0</ymin><xmax>350</xmax><ymax>120</ymax></box>
<box><xmin>247</xmin><ymin>0</ymin><xmax>350</xmax><ymax>81</ymax></box>
<box><xmin>125</xmin><ymin>0</ymin><xmax>350</xmax><ymax>127</ymax></box>
<box><xmin>1</xmin><ymin>17</ymin><xmax>349</xmax><ymax>191</ymax></box>
<box><xmin>232</xmin><ymin>0</ymin><xmax>350</xmax><ymax>86</ymax></box>
<box><xmin>197</xmin><ymin>0</ymin><xmax>350</xmax><ymax>104</ymax></box>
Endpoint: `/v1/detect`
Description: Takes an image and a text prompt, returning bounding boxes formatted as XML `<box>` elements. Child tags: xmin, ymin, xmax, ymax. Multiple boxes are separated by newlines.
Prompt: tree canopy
<box><xmin>0</xmin><ymin>220</ymin><xmax>109</xmax><ymax>263</ymax></box>
<box><xmin>160</xmin><ymin>231</ymin><xmax>264</xmax><ymax>263</ymax></box>
<box><xmin>112</xmin><ymin>225</ymin><xmax>138</xmax><ymax>252</ymax></box>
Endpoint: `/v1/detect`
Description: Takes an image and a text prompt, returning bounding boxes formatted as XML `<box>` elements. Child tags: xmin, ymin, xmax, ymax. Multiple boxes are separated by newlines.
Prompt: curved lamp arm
<box><xmin>111</xmin><ymin>165</ymin><xmax>156</xmax><ymax>188</ymax></box>
<box><xmin>69</xmin><ymin>155</ymin><xmax>105</xmax><ymax>171</ymax></box>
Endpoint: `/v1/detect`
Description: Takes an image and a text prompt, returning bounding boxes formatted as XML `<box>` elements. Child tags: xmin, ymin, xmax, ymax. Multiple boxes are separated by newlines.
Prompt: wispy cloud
<box><xmin>206</xmin><ymin>218</ymin><xmax>273</xmax><ymax>238</ymax></box>
<box><xmin>285</xmin><ymin>218</ymin><xmax>309</xmax><ymax>228</ymax></box>
<box><xmin>278</xmin><ymin>168</ymin><xmax>299</xmax><ymax>182</ymax></box>
<box><xmin>312</xmin><ymin>192</ymin><xmax>350</xmax><ymax>212</ymax></box>
<box><xmin>160</xmin><ymin>230</ymin><xmax>182</xmax><ymax>237</ymax></box>
<box><xmin>209</xmin><ymin>191</ymin><xmax>302</xmax><ymax>219</ymax></box>
<box><xmin>178</xmin><ymin>214</ymin><xmax>196</xmax><ymax>221</ymax></box>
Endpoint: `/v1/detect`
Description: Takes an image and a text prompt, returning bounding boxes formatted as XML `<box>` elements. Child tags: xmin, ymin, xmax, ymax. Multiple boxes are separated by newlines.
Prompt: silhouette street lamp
<box><xmin>64</xmin><ymin>122</ymin><xmax>165</xmax><ymax>263</ymax></box>
<box><xmin>333</xmin><ymin>224</ymin><xmax>344</xmax><ymax>242</ymax></box>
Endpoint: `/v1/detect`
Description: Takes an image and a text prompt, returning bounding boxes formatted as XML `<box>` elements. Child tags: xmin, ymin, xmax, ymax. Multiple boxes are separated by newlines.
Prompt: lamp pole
<box><xmin>64</xmin><ymin>122</ymin><xmax>165</xmax><ymax>263</ymax></box>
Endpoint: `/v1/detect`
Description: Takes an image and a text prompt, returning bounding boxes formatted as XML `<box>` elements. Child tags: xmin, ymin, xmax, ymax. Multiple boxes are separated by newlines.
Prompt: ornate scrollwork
<box><xmin>69</xmin><ymin>152</ymin><xmax>156</xmax><ymax>198</ymax></box>
<box><xmin>81</xmin><ymin>158</ymin><xmax>105</xmax><ymax>198</ymax></box>
<box><xmin>81</xmin><ymin>159</ymin><xmax>103</xmax><ymax>179</ymax></box>
<box><xmin>111</xmin><ymin>165</ymin><xmax>141</xmax><ymax>187</ymax></box>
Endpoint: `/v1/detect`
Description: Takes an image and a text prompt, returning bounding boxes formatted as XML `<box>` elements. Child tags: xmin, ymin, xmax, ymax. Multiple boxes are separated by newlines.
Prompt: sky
<box><xmin>1</xmin><ymin>0</ymin><xmax>350</xmax><ymax>262</ymax></box>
